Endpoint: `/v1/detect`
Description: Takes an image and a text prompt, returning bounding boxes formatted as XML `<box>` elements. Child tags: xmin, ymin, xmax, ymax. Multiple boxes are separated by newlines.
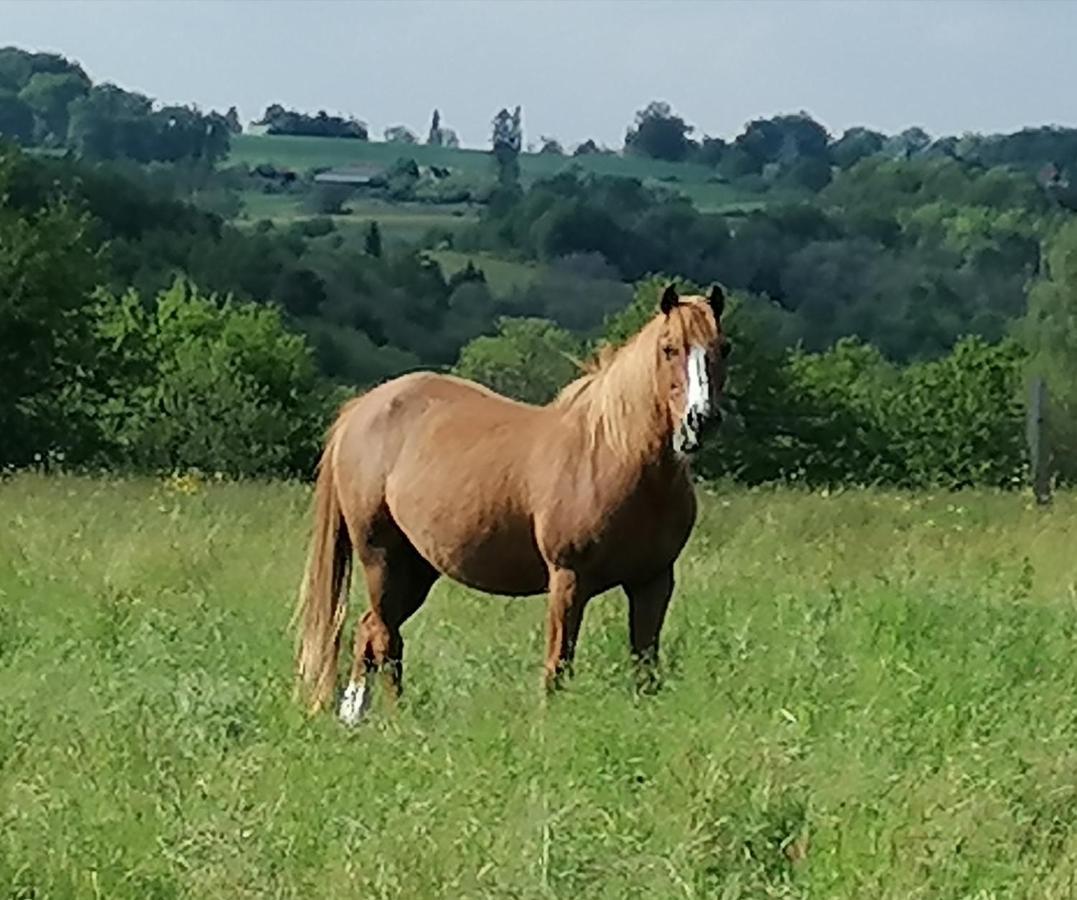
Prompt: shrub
<box><xmin>83</xmin><ymin>278</ymin><xmax>337</xmax><ymax>477</ymax></box>
<box><xmin>453</xmin><ymin>317</ymin><xmax>584</xmax><ymax>405</ymax></box>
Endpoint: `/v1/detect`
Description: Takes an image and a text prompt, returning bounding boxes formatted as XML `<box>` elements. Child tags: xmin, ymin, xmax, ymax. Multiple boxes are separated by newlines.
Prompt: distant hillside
<box><xmin>228</xmin><ymin>134</ymin><xmax>763</xmax><ymax>213</ymax></box>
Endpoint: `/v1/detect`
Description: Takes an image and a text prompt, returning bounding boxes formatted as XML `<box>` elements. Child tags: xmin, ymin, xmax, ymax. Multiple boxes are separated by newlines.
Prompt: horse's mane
<box><xmin>552</xmin><ymin>298</ymin><xmax>718</xmax><ymax>465</ymax></box>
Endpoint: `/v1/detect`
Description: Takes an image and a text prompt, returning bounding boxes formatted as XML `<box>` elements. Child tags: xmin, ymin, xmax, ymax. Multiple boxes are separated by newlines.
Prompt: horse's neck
<box><xmin>559</xmin><ymin>378</ymin><xmax>679</xmax><ymax>483</ymax></box>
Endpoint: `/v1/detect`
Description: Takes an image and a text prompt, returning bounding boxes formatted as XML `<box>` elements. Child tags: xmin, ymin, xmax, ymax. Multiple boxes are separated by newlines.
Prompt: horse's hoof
<box><xmin>338</xmin><ymin>679</ymin><xmax>371</xmax><ymax>726</ymax></box>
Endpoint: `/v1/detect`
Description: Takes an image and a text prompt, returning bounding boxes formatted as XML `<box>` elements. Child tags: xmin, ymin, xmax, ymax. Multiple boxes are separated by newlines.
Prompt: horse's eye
<box><xmin>662</xmin><ymin>345</ymin><xmax>676</xmax><ymax>360</ymax></box>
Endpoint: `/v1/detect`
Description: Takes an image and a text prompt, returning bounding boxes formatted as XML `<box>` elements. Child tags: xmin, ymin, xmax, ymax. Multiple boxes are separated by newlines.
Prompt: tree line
<box><xmin>5</xmin><ymin>132</ymin><xmax>1076</xmax><ymax>489</ymax></box>
<box><xmin>5</xmin><ymin>43</ymin><xmax>1077</xmax><ymax>488</ymax></box>
<box><xmin>9</xmin><ymin>43</ymin><xmax>1077</xmax><ymax>197</ymax></box>
<box><xmin>464</xmin><ymin>159</ymin><xmax>1049</xmax><ymax>362</ymax></box>
<box><xmin>0</xmin><ymin>47</ymin><xmax>236</xmax><ymax>164</ymax></box>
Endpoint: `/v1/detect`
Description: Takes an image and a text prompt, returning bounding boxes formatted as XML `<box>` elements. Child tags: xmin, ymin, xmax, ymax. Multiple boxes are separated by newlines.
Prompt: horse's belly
<box><xmin>391</xmin><ymin>497</ymin><xmax>548</xmax><ymax>597</ymax></box>
<box><xmin>441</xmin><ymin>535</ymin><xmax>549</xmax><ymax>597</ymax></box>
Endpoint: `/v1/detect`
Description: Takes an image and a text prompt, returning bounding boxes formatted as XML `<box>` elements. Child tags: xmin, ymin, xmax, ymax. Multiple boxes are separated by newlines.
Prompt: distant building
<box><xmin>313</xmin><ymin>164</ymin><xmax>386</xmax><ymax>186</ymax></box>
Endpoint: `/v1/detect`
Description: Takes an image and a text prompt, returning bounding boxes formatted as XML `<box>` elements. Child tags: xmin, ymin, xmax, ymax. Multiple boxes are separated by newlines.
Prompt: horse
<box><xmin>293</xmin><ymin>283</ymin><xmax>731</xmax><ymax>724</ymax></box>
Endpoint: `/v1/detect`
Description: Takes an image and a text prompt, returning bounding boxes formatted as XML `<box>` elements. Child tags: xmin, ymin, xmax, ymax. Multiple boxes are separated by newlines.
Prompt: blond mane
<box><xmin>553</xmin><ymin>298</ymin><xmax>718</xmax><ymax>465</ymax></box>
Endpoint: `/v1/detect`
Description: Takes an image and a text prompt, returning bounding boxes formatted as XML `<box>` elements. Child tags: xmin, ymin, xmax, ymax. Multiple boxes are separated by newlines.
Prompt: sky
<box><xmin>3</xmin><ymin>0</ymin><xmax>1077</xmax><ymax>150</ymax></box>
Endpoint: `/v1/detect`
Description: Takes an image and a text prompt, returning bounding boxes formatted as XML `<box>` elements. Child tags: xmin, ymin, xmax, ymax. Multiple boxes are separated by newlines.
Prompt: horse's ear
<box><xmin>708</xmin><ymin>283</ymin><xmax>726</xmax><ymax>318</ymax></box>
<box><xmin>660</xmin><ymin>283</ymin><xmax>680</xmax><ymax>315</ymax></box>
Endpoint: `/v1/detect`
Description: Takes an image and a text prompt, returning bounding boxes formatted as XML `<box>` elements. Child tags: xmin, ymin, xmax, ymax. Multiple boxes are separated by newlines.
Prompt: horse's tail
<box><xmin>293</xmin><ymin>422</ymin><xmax>353</xmax><ymax>713</ymax></box>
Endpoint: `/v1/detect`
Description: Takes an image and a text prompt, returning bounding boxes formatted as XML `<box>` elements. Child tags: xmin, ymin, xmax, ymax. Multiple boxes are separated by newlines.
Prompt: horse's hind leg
<box><xmin>339</xmin><ymin>534</ymin><xmax>437</xmax><ymax>725</ymax></box>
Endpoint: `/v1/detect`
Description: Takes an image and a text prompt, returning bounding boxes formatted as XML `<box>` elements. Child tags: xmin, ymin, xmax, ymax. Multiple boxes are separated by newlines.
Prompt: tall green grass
<box><xmin>3</xmin><ymin>474</ymin><xmax>1077</xmax><ymax>897</ymax></box>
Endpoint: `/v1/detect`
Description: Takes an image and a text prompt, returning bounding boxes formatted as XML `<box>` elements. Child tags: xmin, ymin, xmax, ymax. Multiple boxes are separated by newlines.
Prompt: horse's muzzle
<box><xmin>685</xmin><ymin>410</ymin><xmax>722</xmax><ymax>453</ymax></box>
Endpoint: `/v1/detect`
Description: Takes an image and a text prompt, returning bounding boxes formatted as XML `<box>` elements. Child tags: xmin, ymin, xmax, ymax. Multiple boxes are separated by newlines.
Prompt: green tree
<box><xmin>830</xmin><ymin>127</ymin><xmax>886</xmax><ymax>170</ymax></box>
<box><xmin>384</xmin><ymin>125</ymin><xmax>418</xmax><ymax>144</ymax></box>
<box><xmin>18</xmin><ymin>70</ymin><xmax>90</xmax><ymax>144</ymax></box>
<box><xmin>491</xmin><ymin>105</ymin><xmax>522</xmax><ymax>189</ymax></box>
<box><xmin>453</xmin><ymin>317</ymin><xmax>583</xmax><ymax>405</ymax></box>
<box><xmin>224</xmin><ymin>105</ymin><xmax>242</xmax><ymax>134</ymax></box>
<box><xmin>889</xmin><ymin>336</ymin><xmax>1026</xmax><ymax>488</ymax></box>
<box><xmin>304</xmin><ymin>182</ymin><xmax>352</xmax><ymax>215</ymax></box>
<box><xmin>87</xmin><ymin>277</ymin><xmax>335</xmax><ymax>477</ymax></box>
<box><xmin>0</xmin><ymin>90</ymin><xmax>34</xmax><ymax>143</ymax></box>
<box><xmin>0</xmin><ymin>143</ymin><xmax>103</xmax><ymax>464</ymax></box>
<box><xmin>1022</xmin><ymin>220</ymin><xmax>1077</xmax><ymax>481</ymax></box>
<box><xmin>538</xmin><ymin>136</ymin><xmax>563</xmax><ymax>155</ymax></box>
<box><xmin>427</xmin><ymin>108</ymin><xmax>442</xmax><ymax>146</ymax></box>
<box><xmin>624</xmin><ymin>101</ymin><xmax>695</xmax><ymax>162</ymax></box>
<box><xmin>365</xmin><ymin>220</ymin><xmax>383</xmax><ymax>258</ymax></box>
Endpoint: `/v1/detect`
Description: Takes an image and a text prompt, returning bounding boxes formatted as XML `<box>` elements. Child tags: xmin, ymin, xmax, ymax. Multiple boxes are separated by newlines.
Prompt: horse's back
<box><xmin>330</xmin><ymin>371</ymin><xmax>551</xmax><ymax>594</ymax></box>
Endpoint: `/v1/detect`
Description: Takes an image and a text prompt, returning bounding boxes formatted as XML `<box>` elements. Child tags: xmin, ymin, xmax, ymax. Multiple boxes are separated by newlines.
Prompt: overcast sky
<box><xmin>3</xmin><ymin>0</ymin><xmax>1076</xmax><ymax>149</ymax></box>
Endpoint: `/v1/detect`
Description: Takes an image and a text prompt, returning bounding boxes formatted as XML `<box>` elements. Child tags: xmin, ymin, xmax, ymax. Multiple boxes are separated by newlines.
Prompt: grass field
<box><xmin>4</xmin><ymin>475</ymin><xmax>1077</xmax><ymax>897</ymax></box>
<box><xmin>229</xmin><ymin>134</ymin><xmax>762</xmax><ymax>213</ymax></box>
<box><xmin>236</xmin><ymin>192</ymin><xmax>479</xmax><ymax>246</ymax></box>
<box><xmin>429</xmin><ymin>250</ymin><xmax>543</xmax><ymax>295</ymax></box>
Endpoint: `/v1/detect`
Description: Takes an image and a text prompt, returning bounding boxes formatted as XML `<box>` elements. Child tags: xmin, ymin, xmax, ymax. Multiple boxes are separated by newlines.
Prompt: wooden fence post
<box><xmin>1027</xmin><ymin>376</ymin><xmax>1051</xmax><ymax>505</ymax></box>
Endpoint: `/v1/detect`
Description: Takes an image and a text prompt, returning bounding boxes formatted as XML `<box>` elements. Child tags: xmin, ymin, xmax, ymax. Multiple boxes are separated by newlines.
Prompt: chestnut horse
<box><xmin>294</xmin><ymin>283</ymin><xmax>730</xmax><ymax>724</ymax></box>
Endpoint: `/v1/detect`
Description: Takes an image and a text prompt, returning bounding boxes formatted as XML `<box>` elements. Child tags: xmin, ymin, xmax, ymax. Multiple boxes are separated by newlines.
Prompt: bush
<box><xmin>453</xmin><ymin>317</ymin><xmax>584</xmax><ymax>405</ymax></box>
<box><xmin>304</xmin><ymin>183</ymin><xmax>352</xmax><ymax>215</ymax></box>
<box><xmin>82</xmin><ymin>278</ymin><xmax>337</xmax><ymax>477</ymax></box>
<box><xmin>593</xmin><ymin>277</ymin><xmax>1028</xmax><ymax>489</ymax></box>
<box><xmin>703</xmin><ymin>333</ymin><xmax>1026</xmax><ymax>489</ymax></box>
<box><xmin>0</xmin><ymin>148</ymin><xmax>104</xmax><ymax>465</ymax></box>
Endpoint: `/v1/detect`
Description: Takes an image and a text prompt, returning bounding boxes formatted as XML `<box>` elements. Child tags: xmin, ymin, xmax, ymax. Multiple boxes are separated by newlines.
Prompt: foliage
<box><xmin>475</xmin><ymin>159</ymin><xmax>1052</xmax><ymax>361</ymax></box>
<box><xmin>538</xmin><ymin>136</ymin><xmax>563</xmax><ymax>155</ymax></box>
<box><xmin>485</xmin><ymin>275</ymin><xmax>1030</xmax><ymax>489</ymax></box>
<box><xmin>0</xmin><ymin>149</ymin><xmax>103</xmax><ymax>465</ymax></box>
<box><xmin>426</xmin><ymin>109</ymin><xmax>459</xmax><ymax>148</ymax></box>
<box><xmin>0</xmin><ymin>48</ymin><xmax>231</xmax><ymax>163</ymax></box>
<box><xmin>0</xmin><ymin>143</ymin><xmax>513</xmax><ymax>388</ymax></box>
<box><xmin>625</xmin><ymin>101</ymin><xmax>695</xmax><ymax>163</ymax></box>
<box><xmin>78</xmin><ymin>279</ymin><xmax>335</xmax><ymax>477</ymax></box>
<box><xmin>19</xmin><ymin>70</ymin><xmax>90</xmax><ymax>144</ymax></box>
<box><xmin>0</xmin><ymin>89</ymin><xmax>35</xmax><ymax>143</ymax></box>
<box><xmin>705</xmin><ymin>330</ymin><xmax>1027</xmax><ymax>489</ymax></box>
<box><xmin>427</xmin><ymin>108</ymin><xmax>442</xmax><ymax>145</ymax></box>
<box><xmin>453</xmin><ymin>316</ymin><xmax>584</xmax><ymax>404</ymax></box>
<box><xmin>256</xmin><ymin>103</ymin><xmax>367</xmax><ymax>139</ymax></box>
<box><xmin>384</xmin><ymin>125</ymin><xmax>418</xmax><ymax>144</ymax></box>
<box><xmin>830</xmin><ymin>126</ymin><xmax>885</xmax><ymax>170</ymax></box>
<box><xmin>364</xmin><ymin>220</ymin><xmax>383</xmax><ymax>258</ymax></box>
<box><xmin>303</xmin><ymin>182</ymin><xmax>352</xmax><ymax>215</ymax></box>
<box><xmin>1021</xmin><ymin>219</ymin><xmax>1077</xmax><ymax>482</ymax></box>
<box><xmin>491</xmin><ymin>105</ymin><xmax>523</xmax><ymax>190</ymax></box>
<box><xmin>500</xmin><ymin>253</ymin><xmax>631</xmax><ymax>334</ymax></box>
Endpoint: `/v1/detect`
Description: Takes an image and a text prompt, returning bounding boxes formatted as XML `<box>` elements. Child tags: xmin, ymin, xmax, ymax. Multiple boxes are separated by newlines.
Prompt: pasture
<box><xmin>228</xmin><ymin>134</ymin><xmax>764</xmax><ymax>213</ymax></box>
<box><xmin>3</xmin><ymin>474</ymin><xmax>1077</xmax><ymax>898</ymax></box>
<box><xmin>236</xmin><ymin>193</ymin><xmax>479</xmax><ymax>245</ymax></box>
<box><xmin>429</xmin><ymin>250</ymin><xmax>543</xmax><ymax>295</ymax></box>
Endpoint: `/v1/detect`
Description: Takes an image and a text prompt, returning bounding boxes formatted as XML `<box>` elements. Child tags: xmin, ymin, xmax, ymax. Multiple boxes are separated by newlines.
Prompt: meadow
<box><xmin>228</xmin><ymin>134</ymin><xmax>765</xmax><ymax>213</ymax></box>
<box><xmin>236</xmin><ymin>192</ymin><xmax>480</xmax><ymax>245</ymax></box>
<box><xmin>4</xmin><ymin>474</ymin><xmax>1077</xmax><ymax>898</ymax></box>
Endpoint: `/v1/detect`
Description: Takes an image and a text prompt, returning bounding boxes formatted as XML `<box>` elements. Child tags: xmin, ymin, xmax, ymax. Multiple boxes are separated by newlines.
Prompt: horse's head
<box><xmin>657</xmin><ymin>283</ymin><xmax>731</xmax><ymax>455</ymax></box>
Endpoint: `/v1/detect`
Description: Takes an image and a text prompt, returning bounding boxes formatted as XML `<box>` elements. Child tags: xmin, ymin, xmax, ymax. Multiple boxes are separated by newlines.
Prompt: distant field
<box><xmin>237</xmin><ymin>191</ymin><xmax>479</xmax><ymax>245</ymax></box>
<box><xmin>228</xmin><ymin>134</ymin><xmax>760</xmax><ymax>212</ymax></box>
<box><xmin>5</xmin><ymin>475</ymin><xmax>1077</xmax><ymax>897</ymax></box>
<box><xmin>429</xmin><ymin>249</ymin><xmax>543</xmax><ymax>295</ymax></box>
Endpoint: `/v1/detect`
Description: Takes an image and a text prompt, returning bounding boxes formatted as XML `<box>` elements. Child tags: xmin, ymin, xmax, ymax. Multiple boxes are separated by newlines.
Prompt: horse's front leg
<box><xmin>625</xmin><ymin>567</ymin><xmax>674</xmax><ymax>692</ymax></box>
<box><xmin>544</xmin><ymin>567</ymin><xmax>589</xmax><ymax>691</ymax></box>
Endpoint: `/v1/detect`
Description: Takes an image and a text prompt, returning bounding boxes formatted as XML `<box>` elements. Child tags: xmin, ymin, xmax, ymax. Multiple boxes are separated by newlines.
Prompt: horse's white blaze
<box><xmin>338</xmin><ymin>678</ymin><xmax>370</xmax><ymax>726</ymax></box>
<box><xmin>674</xmin><ymin>344</ymin><xmax>709</xmax><ymax>453</ymax></box>
<box><xmin>686</xmin><ymin>344</ymin><xmax>710</xmax><ymax>418</ymax></box>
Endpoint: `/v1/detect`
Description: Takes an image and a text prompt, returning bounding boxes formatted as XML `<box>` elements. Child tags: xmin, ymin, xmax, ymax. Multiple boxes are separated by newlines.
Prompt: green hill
<box><xmin>228</xmin><ymin>134</ymin><xmax>760</xmax><ymax>213</ymax></box>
